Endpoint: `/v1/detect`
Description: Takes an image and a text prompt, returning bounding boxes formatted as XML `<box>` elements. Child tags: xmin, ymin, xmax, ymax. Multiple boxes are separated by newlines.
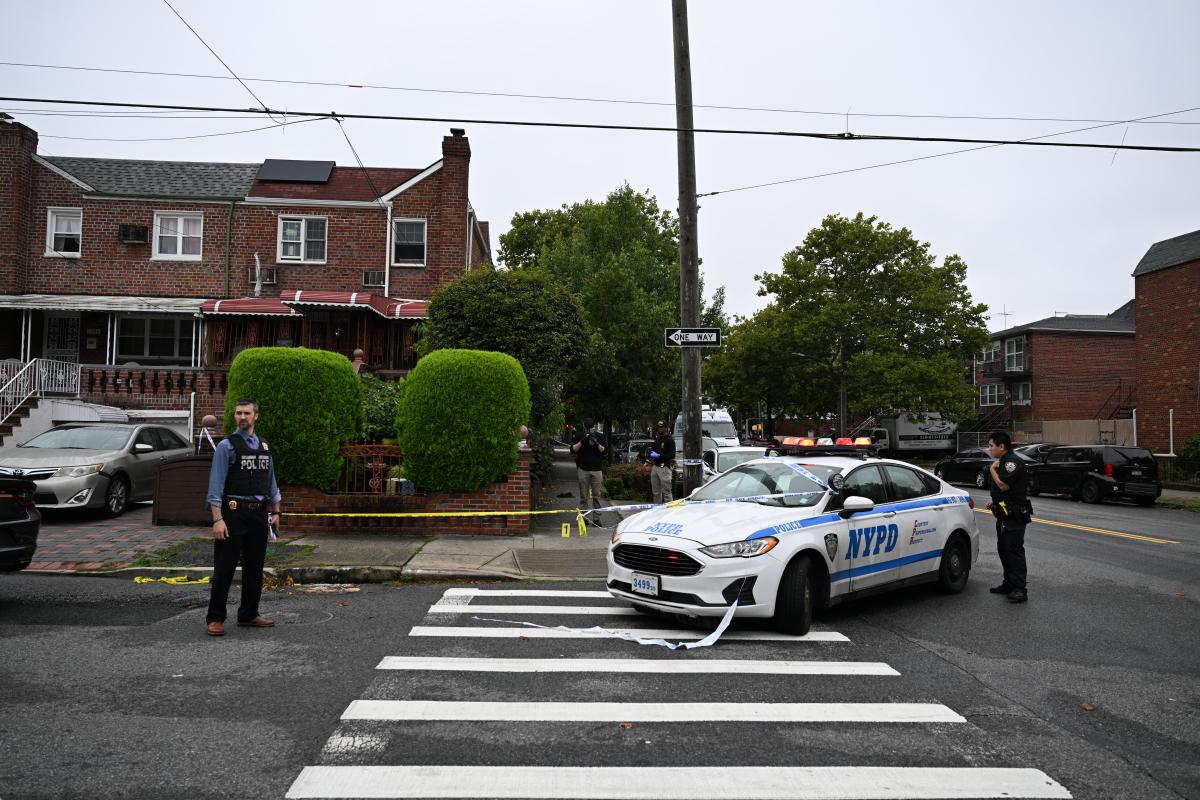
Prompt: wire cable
<box><xmin>331</xmin><ymin>117</ymin><xmax>388</xmax><ymax>210</ymax></box>
<box><xmin>698</xmin><ymin>106</ymin><xmax>1200</xmax><ymax>197</ymax></box>
<box><xmin>38</xmin><ymin>116</ymin><xmax>323</xmax><ymax>142</ymax></box>
<box><xmin>2</xmin><ymin>96</ymin><xmax>1197</xmax><ymax>152</ymax></box>
<box><xmin>159</xmin><ymin>0</ymin><xmax>283</xmax><ymax>124</ymax></box>
<box><xmin>3</xmin><ymin>60</ymin><xmax>1198</xmax><ymax>127</ymax></box>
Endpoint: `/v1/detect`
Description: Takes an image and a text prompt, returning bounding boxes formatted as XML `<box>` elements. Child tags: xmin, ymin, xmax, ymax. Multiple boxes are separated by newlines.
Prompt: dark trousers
<box><xmin>206</xmin><ymin>506</ymin><xmax>269</xmax><ymax>623</ymax></box>
<box><xmin>995</xmin><ymin>517</ymin><xmax>1027</xmax><ymax>592</ymax></box>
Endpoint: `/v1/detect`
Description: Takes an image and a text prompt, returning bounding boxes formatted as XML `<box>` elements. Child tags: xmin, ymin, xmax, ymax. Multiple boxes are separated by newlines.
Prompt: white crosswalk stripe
<box><xmin>287</xmin><ymin>586</ymin><xmax>1072</xmax><ymax>799</ymax></box>
<box><xmin>375</xmin><ymin>656</ymin><xmax>900</xmax><ymax>675</ymax></box>
<box><xmin>288</xmin><ymin>765</ymin><xmax>1072</xmax><ymax>799</ymax></box>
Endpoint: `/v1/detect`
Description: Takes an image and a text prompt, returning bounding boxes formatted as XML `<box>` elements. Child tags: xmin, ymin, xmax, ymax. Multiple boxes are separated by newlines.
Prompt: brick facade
<box><xmin>1135</xmin><ymin>259</ymin><xmax>1200</xmax><ymax>453</ymax></box>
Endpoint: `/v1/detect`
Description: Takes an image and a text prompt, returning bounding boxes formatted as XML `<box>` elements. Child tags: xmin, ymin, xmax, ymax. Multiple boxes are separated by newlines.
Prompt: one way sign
<box><xmin>664</xmin><ymin>327</ymin><xmax>722</xmax><ymax>347</ymax></box>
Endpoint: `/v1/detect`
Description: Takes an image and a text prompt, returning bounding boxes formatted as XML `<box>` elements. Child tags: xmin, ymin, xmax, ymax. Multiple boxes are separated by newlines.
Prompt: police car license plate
<box><xmin>631</xmin><ymin>572</ymin><xmax>659</xmax><ymax>596</ymax></box>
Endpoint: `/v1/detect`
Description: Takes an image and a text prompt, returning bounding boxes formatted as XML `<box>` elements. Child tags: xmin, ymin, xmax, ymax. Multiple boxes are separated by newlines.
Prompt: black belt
<box><xmin>225</xmin><ymin>499</ymin><xmax>264</xmax><ymax>510</ymax></box>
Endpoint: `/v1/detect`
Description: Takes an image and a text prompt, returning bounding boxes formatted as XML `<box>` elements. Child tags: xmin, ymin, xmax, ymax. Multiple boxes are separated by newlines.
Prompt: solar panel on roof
<box><xmin>256</xmin><ymin>159</ymin><xmax>335</xmax><ymax>183</ymax></box>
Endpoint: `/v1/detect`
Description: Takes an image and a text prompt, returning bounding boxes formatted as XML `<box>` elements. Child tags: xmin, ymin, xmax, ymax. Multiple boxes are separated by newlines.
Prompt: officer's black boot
<box><xmin>1007</xmin><ymin>589</ymin><xmax>1028</xmax><ymax>603</ymax></box>
<box><xmin>989</xmin><ymin>583</ymin><xmax>1011</xmax><ymax>594</ymax></box>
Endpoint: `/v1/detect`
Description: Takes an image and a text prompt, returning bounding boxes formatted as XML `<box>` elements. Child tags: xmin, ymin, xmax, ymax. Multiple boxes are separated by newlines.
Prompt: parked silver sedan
<box><xmin>0</xmin><ymin>424</ymin><xmax>192</xmax><ymax>516</ymax></box>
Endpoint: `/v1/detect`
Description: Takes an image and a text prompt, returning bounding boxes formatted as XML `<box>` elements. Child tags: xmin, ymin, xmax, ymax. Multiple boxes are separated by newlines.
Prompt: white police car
<box><xmin>607</xmin><ymin>451</ymin><xmax>979</xmax><ymax>635</ymax></box>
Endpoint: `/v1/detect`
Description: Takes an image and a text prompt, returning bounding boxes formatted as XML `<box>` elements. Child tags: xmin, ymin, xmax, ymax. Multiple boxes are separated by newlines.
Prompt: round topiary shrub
<box><xmin>397</xmin><ymin>349</ymin><xmax>531</xmax><ymax>492</ymax></box>
<box><xmin>224</xmin><ymin>347</ymin><xmax>364</xmax><ymax>490</ymax></box>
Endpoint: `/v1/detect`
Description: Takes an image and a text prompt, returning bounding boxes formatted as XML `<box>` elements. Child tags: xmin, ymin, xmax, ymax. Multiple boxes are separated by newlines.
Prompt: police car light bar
<box><xmin>769</xmin><ymin>444</ymin><xmax>878</xmax><ymax>459</ymax></box>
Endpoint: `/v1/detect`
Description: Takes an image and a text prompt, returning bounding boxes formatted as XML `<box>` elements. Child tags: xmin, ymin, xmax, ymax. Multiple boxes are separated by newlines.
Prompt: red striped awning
<box><xmin>282</xmin><ymin>291</ymin><xmax>427</xmax><ymax>319</ymax></box>
<box><xmin>201</xmin><ymin>298</ymin><xmax>299</xmax><ymax>316</ymax></box>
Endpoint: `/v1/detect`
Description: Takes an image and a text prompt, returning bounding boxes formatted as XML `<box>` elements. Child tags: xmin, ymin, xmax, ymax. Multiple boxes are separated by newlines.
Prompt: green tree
<box><xmin>756</xmin><ymin>213</ymin><xmax>988</xmax><ymax>424</ymax></box>
<box><xmin>500</xmin><ymin>184</ymin><xmax>682</xmax><ymax>431</ymax></box>
<box><xmin>418</xmin><ymin>268</ymin><xmax>585</xmax><ymax>431</ymax></box>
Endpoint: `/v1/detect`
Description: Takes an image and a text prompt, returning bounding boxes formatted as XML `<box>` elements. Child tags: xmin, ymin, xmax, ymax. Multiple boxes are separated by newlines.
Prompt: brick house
<box><xmin>973</xmin><ymin>301</ymin><xmax>1136</xmax><ymax>428</ymax></box>
<box><xmin>1132</xmin><ymin>228</ymin><xmax>1200</xmax><ymax>454</ymax></box>
<box><xmin>0</xmin><ymin>117</ymin><xmax>490</xmax><ymax>424</ymax></box>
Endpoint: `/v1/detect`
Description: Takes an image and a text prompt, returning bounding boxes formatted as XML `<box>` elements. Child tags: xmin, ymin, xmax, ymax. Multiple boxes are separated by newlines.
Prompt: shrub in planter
<box><xmin>605</xmin><ymin>462</ymin><xmax>652</xmax><ymax>501</ymax></box>
<box><xmin>224</xmin><ymin>347</ymin><xmax>364</xmax><ymax>490</ymax></box>
<box><xmin>397</xmin><ymin>349</ymin><xmax>531</xmax><ymax>492</ymax></box>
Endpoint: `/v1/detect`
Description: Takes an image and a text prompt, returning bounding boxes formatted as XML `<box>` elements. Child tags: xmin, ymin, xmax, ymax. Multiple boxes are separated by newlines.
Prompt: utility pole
<box><xmin>672</xmin><ymin>0</ymin><xmax>703</xmax><ymax>495</ymax></box>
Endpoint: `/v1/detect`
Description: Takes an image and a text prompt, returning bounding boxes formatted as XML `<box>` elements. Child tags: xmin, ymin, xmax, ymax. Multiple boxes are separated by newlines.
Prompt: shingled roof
<box><xmin>989</xmin><ymin>300</ymin><xmax>1135</xmax><ymax>339</ymax></box>
<box><xmin>1132</xmin><ymin>229</ymin><xmax>1200</xmax><ymax>277</ymax></box>
<box><xmin>43</xmin><ymin>157</ymin><xmax>259</xmax><ymax>199</ymax></box>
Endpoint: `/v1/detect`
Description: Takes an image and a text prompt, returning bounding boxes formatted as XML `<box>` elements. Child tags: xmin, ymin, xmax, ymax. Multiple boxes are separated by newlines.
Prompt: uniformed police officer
<box><xmin>986</xmin><ymin>429</ymin><xmax>1031</xmax><ymax>603</ymax></box>
<box><xmin>204</xmin><ymin>397</ymin><xmax>281</xmax><ymax>636</ymax></box>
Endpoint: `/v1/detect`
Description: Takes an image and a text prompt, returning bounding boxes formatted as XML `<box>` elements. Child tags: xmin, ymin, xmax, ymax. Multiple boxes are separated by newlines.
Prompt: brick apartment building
<box><xmin>973</xmin><ymin>301</ymin><xmax>1136</xmax><ymax>428</ymax></box>
<box><xmin>1133</xmin><ymin>228</ymin><xmax>1200</xmax><ymax>454</ymax></box>
<box><xmin>0</xmin><ymin>117</ymin><xmax>490</xmax><ymax>423</ymax></box>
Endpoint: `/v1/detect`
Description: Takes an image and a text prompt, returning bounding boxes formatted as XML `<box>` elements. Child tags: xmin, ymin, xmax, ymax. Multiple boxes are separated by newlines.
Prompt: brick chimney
<box><xmin>438</xmin><ymin>128</ymin><xmax>471</xmax><ymax>282</ymax></box>
<box><xmin>0</xmin><ymin>116</ymin><xmax>37</xmax><ymax>294</ymax></box>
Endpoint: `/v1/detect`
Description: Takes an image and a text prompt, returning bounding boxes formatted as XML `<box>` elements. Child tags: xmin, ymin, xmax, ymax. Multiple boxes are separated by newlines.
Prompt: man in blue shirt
<box><xmin>205</xmin><ymin>397</ymin><xmax>282</xmax><ymax>636</ymax></box>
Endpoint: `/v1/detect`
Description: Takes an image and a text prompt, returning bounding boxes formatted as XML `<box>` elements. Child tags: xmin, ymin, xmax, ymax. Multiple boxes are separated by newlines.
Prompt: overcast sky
<box><xmin>3</xmin><ymin>1</ymin><xmax>1197</xmax><ymax>330</ymax></box>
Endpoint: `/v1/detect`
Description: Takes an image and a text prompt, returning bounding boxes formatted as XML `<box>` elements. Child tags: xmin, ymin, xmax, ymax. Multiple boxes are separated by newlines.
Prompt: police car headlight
<box><xmin>699</xmin><ymin>537</ymin><xmax>778</xmax><ymax>558</ymax></box>
<box><xmin>53</xmin><ymin>464</ymin><xmax>103</xmax><ymax>478</ymax></box>
<box><xmin>611</xmin><ymin>530</ymin><xmax>620</xmax><ymax>545</ymax></box>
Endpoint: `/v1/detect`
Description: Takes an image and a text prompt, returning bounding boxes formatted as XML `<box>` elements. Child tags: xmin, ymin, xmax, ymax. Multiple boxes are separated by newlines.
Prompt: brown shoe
<box><xmin>236</xmin><ymin>616</ymin><xmax>275</xmax><ymax>628</ymax></box>
<box><xmin>206</xmin><ymin>621</ymin><xmax>225</xmax><ymax>636</ymax></box>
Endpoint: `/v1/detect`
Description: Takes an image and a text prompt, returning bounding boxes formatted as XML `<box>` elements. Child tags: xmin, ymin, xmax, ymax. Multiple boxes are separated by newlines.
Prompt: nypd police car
<box><xmin>606</xmin><ymin>450</ymin><xmax>979</xmax><ymax>636</ymax></box>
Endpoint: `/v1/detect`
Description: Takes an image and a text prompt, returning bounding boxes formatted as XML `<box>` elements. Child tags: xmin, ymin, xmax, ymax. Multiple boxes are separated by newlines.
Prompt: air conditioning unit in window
<box><xmin>248</xmin><ymin>266</ymin><xmax>278</xmax><ymax>285</ymax></box>
<box><xmin>362</xmin><ymin>270</ymin><xmax>385</xmax><ymax>288</ymax></box>
<box><xmin>118</xmin><ymin>224</ymin><xmax>149</xmax><ymax>244</ymax></box>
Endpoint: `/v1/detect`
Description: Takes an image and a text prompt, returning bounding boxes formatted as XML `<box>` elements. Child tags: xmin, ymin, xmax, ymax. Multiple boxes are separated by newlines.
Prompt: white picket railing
<box><xmin>0</xmin><ymin>359</ymin><xmax>82</xmax><ymax>426</ymax></box>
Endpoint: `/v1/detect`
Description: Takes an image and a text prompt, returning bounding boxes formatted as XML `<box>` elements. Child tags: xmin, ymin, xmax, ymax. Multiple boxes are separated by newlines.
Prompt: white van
<box><xmin>673</xmin><ymin>406</ymin><xmax>740</xmax><ymax>447</ymax></box>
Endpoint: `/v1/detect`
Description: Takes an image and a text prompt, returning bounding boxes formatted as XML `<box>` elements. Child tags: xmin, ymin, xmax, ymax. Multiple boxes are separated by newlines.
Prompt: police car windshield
<box><xmin>689</xmin><ymin>462</ymin><xmax>836</xmax><ymax>507</ymax></box>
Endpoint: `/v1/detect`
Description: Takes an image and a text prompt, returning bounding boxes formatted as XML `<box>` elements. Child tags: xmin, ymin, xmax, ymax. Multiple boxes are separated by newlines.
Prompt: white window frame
<box><xmin>152</xmin><ymin>211</ymin><xmax>204</xmax><ymax>261</ymax></box>
<box><xmin>276</xmin><ymin>215</ymin><xmax>328</xmax><ymax>264</ymax></box>
<box><xmin>981</xmin><ymin>342</ymin><xmax>1000</xmax><ymax>363</ymax></box>
<box><xmin>391</xmin><ymin>217</ymin><xmax>427</xmax><ymax>267</ymax></box>
<box><xmin>1004</xmin><ymin>337</ymin><xmax>1025</xmax><ymax>371</ymax></box>
<box><xmin>45</xmin><ymin>207</ymin><xmax>83</xmax><ymax>258</ymax></box>
<box><xmin>979</xmin><ymin>384</ymin><xmax>1002</xmax><ymax>406</ymax></box>
<box><xmin>115</xmin><ymin>315</ymin><xmax>196</xmax><ymax>362</ymax></box>
<box><xmin>1013</xmin><ymin>381</ymin><xmax>1032</xmax><ymax>406</ymax></box>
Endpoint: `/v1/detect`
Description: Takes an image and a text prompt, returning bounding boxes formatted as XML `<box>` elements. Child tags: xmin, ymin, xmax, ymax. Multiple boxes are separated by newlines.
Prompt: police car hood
<box><xmin>616</xmin><ymin>499</ymin><xmax>830</xmax><ymax>547</ymax></box>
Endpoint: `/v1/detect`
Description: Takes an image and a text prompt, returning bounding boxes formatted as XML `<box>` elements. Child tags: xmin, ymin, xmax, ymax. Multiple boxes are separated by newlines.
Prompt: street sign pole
<box><xmin>672</xmin><ymin>0</ymin><xmax>703</xmax><ymax>496</ymax></box>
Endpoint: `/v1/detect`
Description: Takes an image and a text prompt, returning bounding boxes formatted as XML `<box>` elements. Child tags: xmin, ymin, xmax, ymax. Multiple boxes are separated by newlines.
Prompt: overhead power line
<box><xmin>3</xmin><ymin>96</ymin><xmax>1197</xmax><ymax>152</ymax></box>
<box><xmin>696</xmin><ymin>105</ymin><xmax>1200</xmax><ymax>197</ymax></box>
<box><xmin>38</xmin><ymin>116</ymin><xmax>323</xmax><ymax>142</ymax></box>
<box><xmin>3</xmin><ymin>60</ymin><xmax>1198</xmax><ymax>127</ymax></box>
<box><xmin>159</xmin><ymin>0</ymin><xmax>283</xmax><ymax>124</ymax></box>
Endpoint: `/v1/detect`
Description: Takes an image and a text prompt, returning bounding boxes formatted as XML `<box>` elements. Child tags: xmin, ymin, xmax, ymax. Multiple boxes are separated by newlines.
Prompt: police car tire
<box><xmin>1080</xmin><ymin>480</ymin><xmax>1103</xmax><ymax>504</ymax></box>
<box><xmin>773</xmin><ymin>555</ymin><xmax>814</xmax><ymax>636</ymax></box>
<box><xmin>937</xmin><ymin>535</ymin><xmax>970</xmax><ymax>594</ymax></box>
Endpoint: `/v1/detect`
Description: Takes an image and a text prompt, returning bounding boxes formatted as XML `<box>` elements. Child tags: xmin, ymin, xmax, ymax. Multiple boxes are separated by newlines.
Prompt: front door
<box><xmin>839</xmin><ymin>464</ymin><xmax>905</xmax><ymax>592</ymax></box>
<box><xmin>44</xmin><ymin>312</ymin><xmax>80</xmax><ymax>362</ymax></box>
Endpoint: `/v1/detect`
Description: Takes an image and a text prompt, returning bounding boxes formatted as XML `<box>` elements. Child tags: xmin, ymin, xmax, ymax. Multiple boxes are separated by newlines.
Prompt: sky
<box><xmin>2</xmin><ymin>0</ymin><xmax>1197</xmax><ymax>331</ymax></box>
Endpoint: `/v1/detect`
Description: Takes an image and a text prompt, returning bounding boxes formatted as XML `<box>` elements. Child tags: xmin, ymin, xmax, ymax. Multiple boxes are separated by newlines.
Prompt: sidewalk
<box><xmin>25</xmin><ymin>447</ymin><xmax>616</xmax><ymax>583</ymax></box>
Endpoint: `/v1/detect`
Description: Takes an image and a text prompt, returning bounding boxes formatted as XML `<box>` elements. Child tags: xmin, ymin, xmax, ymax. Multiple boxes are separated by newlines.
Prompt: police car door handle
<box><xmin>882</xmin><ymin>510</ymin><xmax>897</xmax><ymax>518</ymax></box>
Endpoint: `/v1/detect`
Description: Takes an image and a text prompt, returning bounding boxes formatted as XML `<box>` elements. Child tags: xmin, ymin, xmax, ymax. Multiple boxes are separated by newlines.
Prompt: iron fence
<box><xmin>335</xmin><ymin>444</ymin><xmax>410</xmax><ymax>494</ymax></box>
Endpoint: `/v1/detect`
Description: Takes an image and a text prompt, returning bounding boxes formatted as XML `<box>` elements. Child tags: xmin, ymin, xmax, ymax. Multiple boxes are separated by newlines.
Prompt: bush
<box><xmin>361</xmin><ymin>373</ymin><xmax>405</xmax><ymax>441</ymax></box>
<box><xmin>224</xmin><ymin>347</ymin><xmax>363</xmax><ymax>490</ymax></box>
<box><xmin>397</xmin><ymin>349</ymin><xmax>531</xmax><ymax>492</ymax></box>
<box><xmin>605</xmin><ymin>462</ymin><xmax>652</xmax><ymax>501</ymax></box>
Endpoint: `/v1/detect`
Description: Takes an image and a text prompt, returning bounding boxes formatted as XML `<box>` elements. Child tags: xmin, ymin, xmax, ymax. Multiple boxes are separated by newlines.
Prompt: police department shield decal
<box><xmin>824</xmin><ymin>533</ymin><xmax>838</xmax><ymax>561</ymax></box>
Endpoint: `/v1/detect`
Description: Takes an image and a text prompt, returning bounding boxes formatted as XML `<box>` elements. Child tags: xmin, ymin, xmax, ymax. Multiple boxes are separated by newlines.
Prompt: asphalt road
<box><xmin>0</xmin><ymin>498</ymin><xmax>1196</xmax><ymax>800</ymax></box>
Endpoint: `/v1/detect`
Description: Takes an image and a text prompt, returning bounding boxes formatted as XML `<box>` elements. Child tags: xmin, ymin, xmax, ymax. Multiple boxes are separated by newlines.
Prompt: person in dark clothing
<box><xmin>571</xmin><ymin>418</ymin><xmax>607</xmax><ymax>510</ymax></box>
<box><xmin>986</xmin><ymin>429</ymin><xmax>1031</xmax><ymax>603</ymax></box>
<box><xmin>204</xmin><ymin>398</ymin><xmax>281</xmax><ymax>636</ymax></box>
<box><xmin>648</xmin><ymin>420</ymin><xmax>677</xmax><ymax>503</ymax></box>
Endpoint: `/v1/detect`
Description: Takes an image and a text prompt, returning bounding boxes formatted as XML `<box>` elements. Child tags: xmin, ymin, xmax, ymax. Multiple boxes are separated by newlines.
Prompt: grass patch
<box><xmin>132</xmin><ymin>536</ymin><xmax>318</xmax><ymax>567</ymax></box>
<box><xmin>1157</xmin><ymin>496</ymin><xmax>1200</xmax><ymax>513</ymax></box>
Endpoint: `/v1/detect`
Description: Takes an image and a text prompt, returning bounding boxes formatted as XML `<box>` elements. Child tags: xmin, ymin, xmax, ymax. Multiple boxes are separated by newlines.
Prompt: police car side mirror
<box><xmin>134</xmin><ymin>443</ymin><xmax>154</xmax><ymax>454</ymax></box>
<box><xmin>839</xmin><ymin>495</ymin><xmax>874</xmax><ymax>519</ymax></box>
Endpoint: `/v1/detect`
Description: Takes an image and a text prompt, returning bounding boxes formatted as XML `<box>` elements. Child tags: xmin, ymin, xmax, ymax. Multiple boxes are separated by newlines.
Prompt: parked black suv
<box><xmin>1028</xmin><ymin>445</ymin><xmax>1161</xmax><ymax>506</ymax></box>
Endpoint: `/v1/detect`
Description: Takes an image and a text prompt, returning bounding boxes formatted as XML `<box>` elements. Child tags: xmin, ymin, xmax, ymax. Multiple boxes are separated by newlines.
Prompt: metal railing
<box><xmin>0</xmin><ymin>358</ymin><xmax>82</xmax><ymax>425</ymax></box>
<box><xmin>335</xmin><ymin>443</ymin><xmax>408</xmax><ymax>494</ymax></box>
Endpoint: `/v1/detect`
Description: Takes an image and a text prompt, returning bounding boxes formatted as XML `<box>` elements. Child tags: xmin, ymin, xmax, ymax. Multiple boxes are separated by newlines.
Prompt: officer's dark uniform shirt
<box><xmin>224</xmin><ymin>434</ymin><xmax>274</xmax><ymax>497</ymax></box>
<box><xmin>573</xmin><ymin>430</ymin><xmax>606</xmax><ymax>471</ymax></box>
<box><xmin>650</xmin><ymin>433</ymin><xmax>676</xmax><ymax>466</ymax></box>
<box><xmin>989</xmin><ymin>451</ymin><xmax>1028</xmax><ymax>521</ymax></box>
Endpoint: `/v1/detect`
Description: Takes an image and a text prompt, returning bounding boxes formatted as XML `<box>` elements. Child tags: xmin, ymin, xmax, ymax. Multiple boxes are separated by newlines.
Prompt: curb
<box><xmin>22</xmin><ymin>564</ymin><xmax>537</xmax><ymax>583</ymax></box>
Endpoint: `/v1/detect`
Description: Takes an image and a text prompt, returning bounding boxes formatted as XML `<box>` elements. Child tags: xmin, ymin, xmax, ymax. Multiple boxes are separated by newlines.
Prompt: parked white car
<box><xmin>607</xmin><ymin>452</ymin><xmax>980</xmax><ymax>635</ymax></box>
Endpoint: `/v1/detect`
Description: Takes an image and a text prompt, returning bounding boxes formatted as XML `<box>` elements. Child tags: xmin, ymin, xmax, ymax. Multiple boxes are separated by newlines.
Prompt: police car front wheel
<box><xmin>773</xmin><ymin>554</ymin><xmax>814</xmax><ymax>636</ymax></box>
<box><xmin>937</xmin><ymin>535</ymin><xmax>971</xmax><ymax>594</ymax></box>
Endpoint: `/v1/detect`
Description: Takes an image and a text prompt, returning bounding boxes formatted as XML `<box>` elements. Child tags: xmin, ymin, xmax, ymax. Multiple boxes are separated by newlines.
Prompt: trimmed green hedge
<box><xmin>397</xmin><ymin>349</ymin><xmax>530</xmax><ymax>492</ymax></box>
<box><xmin>224</xmin><ymin>347</ymin><xmax>364</xmax><ymax>490</ymax></box>
<box><xmin>362</xmin><ymin>373</ymin><xmax>406</xmax><ymax>441</ymax></box>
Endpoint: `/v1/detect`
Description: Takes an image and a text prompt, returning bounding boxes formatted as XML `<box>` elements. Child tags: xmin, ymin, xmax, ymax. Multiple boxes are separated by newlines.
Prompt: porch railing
<box><xmin>0</xmin><ymin>358</ymin><xmax>82</xmax><ymax>425</ymax></box>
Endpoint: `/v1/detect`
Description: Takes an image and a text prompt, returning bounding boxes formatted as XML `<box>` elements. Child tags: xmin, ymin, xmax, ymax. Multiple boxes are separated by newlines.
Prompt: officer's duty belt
<box><xmin>225</xmin><ymin>499</ymin><xmax>264</xmax><ymax>510</ymax></box>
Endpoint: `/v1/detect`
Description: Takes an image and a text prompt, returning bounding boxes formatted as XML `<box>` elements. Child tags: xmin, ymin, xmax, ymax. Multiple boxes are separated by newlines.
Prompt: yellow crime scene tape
<box><xmin>134</xmin><ymin>575</ymin><xmax>211</xmax><ymax>585</ymax></box>
<box><xmin>972</xmin><ymin>508</ymin><xmax>1179</xmax><ymax>544</ymax></box>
